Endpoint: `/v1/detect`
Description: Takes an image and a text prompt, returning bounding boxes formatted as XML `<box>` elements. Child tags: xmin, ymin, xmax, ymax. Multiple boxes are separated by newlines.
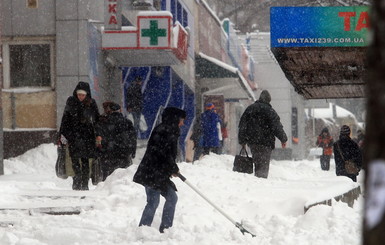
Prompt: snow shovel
<box><xmin>177</xmin><ymin>173</ymin><xmax>256</xmax><ymax>237</ymax></box>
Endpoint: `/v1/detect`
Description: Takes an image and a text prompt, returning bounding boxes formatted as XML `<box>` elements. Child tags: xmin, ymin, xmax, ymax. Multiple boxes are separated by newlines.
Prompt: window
<box><xmin>3</xmin><ymin>41</ymin><xmax>54</xmax><ymax>88</ymax></box>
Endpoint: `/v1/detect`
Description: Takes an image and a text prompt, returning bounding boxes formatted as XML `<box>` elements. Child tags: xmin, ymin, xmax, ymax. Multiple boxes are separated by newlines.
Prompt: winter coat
<box><xmin>200</xmin><ymin>109</ymin><xmax>222</xmax><ymax>148</ymax></box>
<box><xmin>316</xmin><ymin>134</ymin><xmax>334</xmax><ymax>156</ymax></box>
<box><xmin>125</xmin><ymin>82</ymin><xmax>143</xmax><ymax>112</ymax></box>
<box><xmin>59</xmin><ymin>82</ymin><xmax>100</xmax><ymax>159</ymax></box>
<box><xmin>238</xmin><ymin>100</ymin><xmax>287</xmax><ymax>149</ymax></box>
<box><xmin>333</xmin><ymin>135</ymin><xmax>362</xmax><ymax>180</ymax></box>
<box><xmin>133</xmin><ymin>107</ymin><xmax>185</xmax><ymax>192</ymax></box>
<box><xmin>95</xmin><ymin>111</ymin><xmax>137</xmax><ymax>160</ymax></box>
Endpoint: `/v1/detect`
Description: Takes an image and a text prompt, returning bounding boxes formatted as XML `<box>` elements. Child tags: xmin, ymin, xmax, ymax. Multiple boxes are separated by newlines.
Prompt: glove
<box><xmin>281</xmin><ymin>142</ymin><xmax>287</xmax><ymax>148</ymax></box>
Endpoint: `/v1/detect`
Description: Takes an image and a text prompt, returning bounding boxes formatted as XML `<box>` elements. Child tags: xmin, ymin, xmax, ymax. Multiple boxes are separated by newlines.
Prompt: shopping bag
<box><xmin>233</xmin><ymin>147</ymin><xmax>254</xmax><ymax>174</ymax></box>
<box><xmin>91</xmin><ymin>158</ymin><xmax>103</xmax><ymax>185</ymax></box>
<box><xmin>345</xmin><ymin>160</ymin><xmax>360</xmax><ymax>175</ymax></box>
<box><xmin>55</xmin><ymin>144</ymin><xmax>69</xmax><ymax>179</ymax></box>
<box><xmin>139</xmin><ymin>114</ymin><xmax>148</xmax><ymax>131</ymax></box>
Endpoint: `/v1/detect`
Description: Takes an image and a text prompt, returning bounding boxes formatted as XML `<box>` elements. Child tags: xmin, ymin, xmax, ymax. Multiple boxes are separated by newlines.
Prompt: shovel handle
<box><xmin>176</xmin><ymin>172</ymin><xmax>186</xmax><ymax>181</ymax></box>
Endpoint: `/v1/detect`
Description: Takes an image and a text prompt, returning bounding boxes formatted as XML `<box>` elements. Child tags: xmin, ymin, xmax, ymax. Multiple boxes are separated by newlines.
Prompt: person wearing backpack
<box><xmin>95</xmin><ymin>102</ymin><xmax>136</xmax><ymax>180</ymax></box>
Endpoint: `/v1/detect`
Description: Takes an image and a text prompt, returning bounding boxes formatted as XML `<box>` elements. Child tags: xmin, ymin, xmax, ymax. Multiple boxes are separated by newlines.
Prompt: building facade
<box><xmin>0</xmin><ymin>0</ymin><xmax>256</xmax><ymax>160</ymax></box>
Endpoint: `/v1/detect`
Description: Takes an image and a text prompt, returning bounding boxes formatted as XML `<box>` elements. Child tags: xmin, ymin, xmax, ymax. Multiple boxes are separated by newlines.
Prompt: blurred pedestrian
<box><xmin>316</xmin><ymin>127</ymin><xmax>334</xmax><ymax>171</ymax></box>
<box><xmin>333</xmin><ymin>125</ymin><xmax>362</xmax><ymax>182</ymax></box>
<box><xmin>133</xmin><ymin>107</ymin><xmax>186</xmax><ymax>233</ymax></box>
<box><xmin>200</xmin><ymin>103</ymin><xmax>222</xmax><ymax>155</ymax></box>
<box><xmin>238</xmin><ymin>90</ymin><xmax>287</xmax><ymax>178</ymax></box>
<box><xmin>125</xmin><ymin>76</ymin><xmax>143</xmax><ymax>133</ymax></box>
<box><xmin>95</xmin><ymin>102</ymin><xmax>136</xmax><ymax>181</ymax></box>
<box><xmin>59</xmin><ymin>81</ymin><xmax>100</xmax><ymax>190</ymax></box>
<box><xmin>190</xmin><ymin>116</ymin><xmax>203</xmax><ymax>161</ymax></box>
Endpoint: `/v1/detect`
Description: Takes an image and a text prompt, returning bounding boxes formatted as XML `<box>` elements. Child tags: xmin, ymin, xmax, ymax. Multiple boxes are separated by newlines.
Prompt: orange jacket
<box><xmin>316</xmin><ymin>135</ymin><xmax>334</xmax><ymax>155</ymax></box>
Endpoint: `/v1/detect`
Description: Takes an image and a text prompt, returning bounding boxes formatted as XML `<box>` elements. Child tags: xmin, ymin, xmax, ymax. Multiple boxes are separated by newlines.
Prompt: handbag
<box><xmin>55</xmin><ymin>143</ymin><xmax>69</xmax><ymax>179</ymax></box>
<box><xmin>91</xmin><ymin>158</ymin><xmax>103</xmax><ymax>185</ymax></box>
<box><xmin>336</xmin><ymin>143</ymin><xmax>360</xmax><ymax>175</ymax></box>
<box><xmin>233</xmin><ymin>146</ymin><xmax>254</xmax><ymax>174</ymax></box>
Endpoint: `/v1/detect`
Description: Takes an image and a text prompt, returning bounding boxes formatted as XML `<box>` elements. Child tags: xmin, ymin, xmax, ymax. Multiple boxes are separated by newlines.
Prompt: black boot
<box><xmin>80</xmin><ymin>174</ymin><xmax>89</xmax><ymax>191</ymax></box>
<box><xmin>72</xmin><ymin>175</ymin><xmax>81</xmax><ymax>190</ymax></box>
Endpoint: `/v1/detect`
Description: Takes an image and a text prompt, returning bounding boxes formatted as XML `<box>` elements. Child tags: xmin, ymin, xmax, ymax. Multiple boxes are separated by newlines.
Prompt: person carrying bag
<box><xmin>333</xmin><ymin>125</ymin><xmax>362</xmax><ymax>182</ymax></box>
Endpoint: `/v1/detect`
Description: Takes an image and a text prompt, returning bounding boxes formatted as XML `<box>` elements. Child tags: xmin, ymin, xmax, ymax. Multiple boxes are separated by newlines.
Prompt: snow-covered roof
<box><xmin>198</xmin><ymin>52</ymin><xmax>238</xmax><ymax>74</ymax></box>
<box><xmin>305</xmin><ymin>103</ymin><xmax>355</xmax><ymax>119</ymax></box>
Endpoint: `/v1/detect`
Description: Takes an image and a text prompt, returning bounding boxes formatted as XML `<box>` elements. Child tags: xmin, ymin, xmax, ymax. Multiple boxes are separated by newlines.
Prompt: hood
<box><xmin>73</xmin><ymin>81</ymin><xmax>92</xmax><ymax>98</ymax></box>
<box><xmin>259</xmin><ymin>90</ymin><xmax>271</xmax><ymax>103</ymax></box>
<box><xmin>161</xmin><ymin>107</ymin><xmax>186</xmax><ymax>125</ymax></box>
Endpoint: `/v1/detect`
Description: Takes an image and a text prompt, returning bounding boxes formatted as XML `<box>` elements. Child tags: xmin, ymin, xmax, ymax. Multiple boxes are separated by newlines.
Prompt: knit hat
<box><xmin>109</xmin><ymin>102</ymin><xmax>121</xmax><ymax>111</ymax></box>
<box><xmin>205</xmin><ymin>103</ymin><xmax>215</xmax><ymax>110</ymax></box>
<box><xmin>76</xmin><ymin>89</ymin><xmax>87</xmax><ymax>95</ymax></box>
<box><xmin>259</xmin><ymin>90</ymin><xmax>271</xmax><ymax>103</ymax></box>
<box><xmin>340</xmin><ymin>125</ymin><xmax>351</xmax><ymax>136</ymax></box>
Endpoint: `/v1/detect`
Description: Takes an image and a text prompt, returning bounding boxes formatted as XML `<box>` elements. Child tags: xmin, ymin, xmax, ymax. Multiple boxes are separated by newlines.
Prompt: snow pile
<box><xmin>0</xmin><ymin>143</ymin><xmax>363</xmax><ymax>245</ymax></box>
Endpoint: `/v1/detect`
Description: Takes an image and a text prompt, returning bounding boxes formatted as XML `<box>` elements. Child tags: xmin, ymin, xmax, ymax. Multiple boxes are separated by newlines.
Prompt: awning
<box><xmin>196</xmin><ymin>52</ymin><xmax>256</xmax><ymax>101</ymax></box>
<box><xmin>271</xmin><ymin>47</ymin><xmax>367</xmax><ymax>99</ymax></box>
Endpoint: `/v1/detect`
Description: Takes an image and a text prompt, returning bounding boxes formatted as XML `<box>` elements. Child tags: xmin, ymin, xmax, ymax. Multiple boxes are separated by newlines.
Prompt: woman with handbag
<box><xmin>59</xmin><ymin>81</ymin><xmax>100</xmax><ymax>190</ymax></box>
<box><xmin>333</xmin><ymin>125</ymin><xmax>362</xmax><ymax>182</ymax></box>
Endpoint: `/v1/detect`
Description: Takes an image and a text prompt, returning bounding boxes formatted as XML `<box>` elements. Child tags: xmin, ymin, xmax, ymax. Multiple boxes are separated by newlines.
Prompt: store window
<box><xmin>3</xmin><ymin>41</ymin><xmax>53</xmax><ymax>88</ymax></box>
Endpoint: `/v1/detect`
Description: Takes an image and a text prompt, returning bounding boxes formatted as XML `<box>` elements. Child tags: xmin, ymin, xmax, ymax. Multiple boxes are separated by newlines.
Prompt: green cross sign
<box><xmin>141</xmin><ymin>20</ymin><xmax>167</xmax><ymax>46</ymax></box>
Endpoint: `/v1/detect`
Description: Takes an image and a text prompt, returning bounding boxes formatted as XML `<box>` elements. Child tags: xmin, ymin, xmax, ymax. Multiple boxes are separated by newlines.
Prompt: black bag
<box><xmin>91</xmin><ymin>158</ymin><xmax>103</xmax><ymax>185</ymax></box>
<box><xmin>55</xmin><ymin>144</ymin><xmax>69</xmax><ymax>179</ymax></box>
<box><xmin>233</xmin><ymin>146</ymin><xmax>254</xmax><ymax>174</ymax></box>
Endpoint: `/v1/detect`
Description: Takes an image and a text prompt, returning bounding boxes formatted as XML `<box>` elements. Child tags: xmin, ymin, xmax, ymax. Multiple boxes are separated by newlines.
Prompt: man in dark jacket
<box><xmin>95</xmin><ymin>102</ymin><xmax>136</xmax><ymax>181</ymax></box>
<box><xmin>59</xmin><ymin>81</ymin><xmax>100</xmax><ymax>190</ymax></box>
<box><xmin>238</xmin><ymin>90</ymin><xmax>288</xmax><ymax>178</ymax></box>
<box><xmin>333</xmin><ymin>125</ymin><xmax>362</xmax><ymax>182</ymax></box>
<box><xmin>125</xmin><ymin>76</ymin><xmax>143</xmax><ymax>133</ymax></box>
<box><xmin>133</xmin><ymin>107</ymin><xmax>186</xmax><ymax>233</ymax></box>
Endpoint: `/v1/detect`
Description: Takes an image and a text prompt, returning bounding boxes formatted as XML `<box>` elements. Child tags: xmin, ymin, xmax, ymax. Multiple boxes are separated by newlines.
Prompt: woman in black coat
<box><xmin>133</xmin><ymin>107</ymin><xmax>186</xmax><ymax>233</ymax></box>
<box><xmin>333</xmin><ymin>125</ymin><xmax>362</xmax><ymax>182</ymax></box>
<box><xmin>59</xmin><ymin>81</ymin><xmax>100</xmax><ymax>190</ymax></box>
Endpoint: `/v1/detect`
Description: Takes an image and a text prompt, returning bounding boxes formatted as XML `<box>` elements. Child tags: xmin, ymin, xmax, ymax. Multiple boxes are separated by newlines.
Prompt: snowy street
<box><xmin>0</xmin><ymin>143</ymin><xmax>363</xmax><ymax>245</ymax></box>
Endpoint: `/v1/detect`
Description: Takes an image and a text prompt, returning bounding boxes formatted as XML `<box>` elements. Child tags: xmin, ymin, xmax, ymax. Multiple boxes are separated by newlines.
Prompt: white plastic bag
<box><xmin>139</xmin><ymin>114</ymin><xmax>148</xmax><ymax>131</ymax></box>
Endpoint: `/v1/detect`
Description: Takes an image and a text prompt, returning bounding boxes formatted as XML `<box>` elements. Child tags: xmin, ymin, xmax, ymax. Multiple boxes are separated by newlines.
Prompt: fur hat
<box><xmin>162</xmin><ymin>107</ymin><xmax>186</xmax><ymax>125</ymax></box>
<box><xmin>109</xmin><ymin>102</ymin><xmax>121</xmax><ymax>111</ymax></box>
<box><xmin>259</xmin><ymin>90</ymin><xmax>271</xmax><ymax>103</ymax></box>
<box><xmin>76</xmin><ymin>89</ymin><xmax>87</xmax><ymax>95</ymax></box>
<box><xmin>340</xmin><ymin>125</ymin><xmax>351</xmax><ymax>136</ymax></box>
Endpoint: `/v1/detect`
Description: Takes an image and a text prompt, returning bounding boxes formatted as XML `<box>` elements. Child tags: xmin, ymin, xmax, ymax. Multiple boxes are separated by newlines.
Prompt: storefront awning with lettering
<box><xmin>196</xmin><ymin>52</ymin><xmax>256</xmax><ymax>101</ymax></box>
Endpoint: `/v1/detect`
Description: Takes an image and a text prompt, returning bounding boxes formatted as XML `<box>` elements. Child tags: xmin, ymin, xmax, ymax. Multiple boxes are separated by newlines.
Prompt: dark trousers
<box><xmin>193</xmin><ymin>146</ymin><xmax>203</xmax><ymax>161</ymax></box>
<box><xmin>320</xmin><ymin>155</ymin><xmax>331</xmax><ymax>171</ymax></box>
<box><xmin>71</xmin><ymin>157</ymin><xmax>90</xmax><ymax>190</ymax></box>
<box><xmin>131</xmin><ymin>111</ymin><xmax>141</xmax><ymax>133</ymax></box>
<box><xmin>249</xmin><ymin>144</ymin><xmax>272</xmax><ymax>178</ymax></box>
<box><xmin>139</xmin><ymin>185</ymin><xmax>178</xmax><ymax>232</ymax></box>
<box><xmin>202</xmin><ymin>147</ymin><xmax>220</xmax><ymax>155</ymax></box>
